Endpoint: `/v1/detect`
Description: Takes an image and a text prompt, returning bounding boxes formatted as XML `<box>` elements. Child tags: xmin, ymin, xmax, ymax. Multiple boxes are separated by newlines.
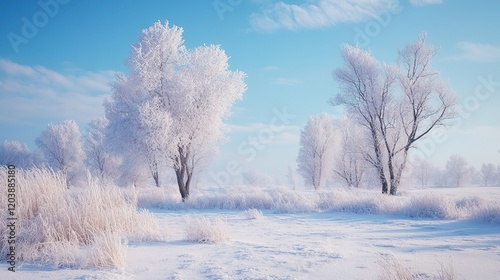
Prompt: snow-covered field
<box><xmin>2</xmin><ymin>186</ymin><xmax>500</xmax><ymax>280</ymax></box>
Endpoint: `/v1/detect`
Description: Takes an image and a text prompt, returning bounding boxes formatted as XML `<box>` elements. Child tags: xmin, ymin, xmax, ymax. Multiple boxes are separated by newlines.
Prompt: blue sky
<box><xmin>1</xmin><ymin>0</ymin><xmax>500</xmax><ymax>185</ymax></box>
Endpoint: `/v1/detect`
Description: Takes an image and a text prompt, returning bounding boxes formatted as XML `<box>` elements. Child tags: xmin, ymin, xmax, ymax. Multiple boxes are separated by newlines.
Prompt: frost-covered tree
<box><xmin>496</xmin><ymin>164</ymin><xmax>500</xmax><ymax>186</ymax></box>
<box><xmin>286</xmin><ymin>165</ymin><xmax>299</xmax><ymax>190</ymax></box>
<box><xmin>242</xmin><ymin>171</ymin><xmax>275</xmax><ymax>187</ymax></box>
<box><xmin>297</xmin><ymin>113</ymin><xmax>336</xmax><ymax>190</ymax></box>
<box><xmin>411</xmin><ymin>158</ymin><xmax>435</xmax><ymax>187</ymax></box>
<box><xmin>104</xmin><ymin>74</ymin><xmax>162</xmax><ymax>188</ymax></box>
<box><xmin>332</xmin><ymin>33</ymin><xmax>455</xmax><ymax>195</ymax></box>
<box><xmin>332</xmin><ymin>117</ymin><xmax>368</xmax><ymax>188</ymax></box>
<box><xmin>0</xmin><ymin>140</ymin><xmax>33</xmax><ymax>168</ymax></box>
<box><xmin>480</xmin><ymin>163</ymin><xmax>496</xmax><ymax>186</ymax></box>
<box><xmin>35</xmin><ymin>120</ymin><xmax>85</xmax><ymax>187</ymax></box>
<box><xmin>105</xmin><ymin>21</ymin><xmax>246</xmax><ymax>200</ymax></box>
<box><xmin>445</xmin><ymin>154</ymin><xmax>469</xmax><ymax>187</ymax></box>
<box><xmin>84</xmin><ymin>118</ymin><xmax>121</xmax><ymax>184</ymax></box>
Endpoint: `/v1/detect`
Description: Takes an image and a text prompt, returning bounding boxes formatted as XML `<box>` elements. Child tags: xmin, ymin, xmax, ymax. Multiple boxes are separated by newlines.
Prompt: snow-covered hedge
<box><xmin>0</xmin><ymin>167</ymin><xmax>163</xmax><ymax>269</ymax></box>
<box><xmin>185</xmin><ymin>215</ymin><xmax>230</xmax><ymax>243</ymax></box>
<box><xmin>137</xmin><ymin>186</ymin><xmax>500</xmax><ymax>224</ymax></box>
<box><xmin>243</xmin><ymin>208</ymin><xmax>264</xmax><ymax>220</ymax></box>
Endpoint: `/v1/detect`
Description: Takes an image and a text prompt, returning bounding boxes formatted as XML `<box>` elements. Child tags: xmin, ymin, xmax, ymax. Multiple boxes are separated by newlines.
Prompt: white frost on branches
<box><xmin>35</xmin><ymin>120</ymin><xmax>85</xmax><ymax>187</ymax></box>
<box><xmin>105</xmin><ymin>21</ymin><xmax>246</xmax><ymax>199</ymax></box>
<box><xmin>332</xmin><ymin>32</ymin><xmax>456</xmax><ymax>195</ymax></box>
<box><xmin>297</xmin><ymin>113</ymin><xmax>336</xmax><ymax>190</ymax></box>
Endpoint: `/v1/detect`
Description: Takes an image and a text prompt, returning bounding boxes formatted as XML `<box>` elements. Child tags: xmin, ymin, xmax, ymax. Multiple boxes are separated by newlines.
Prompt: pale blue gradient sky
<box><xmin>1</xmin><ymin>0</ymin><xmax>499</xmax><ymax>185</ymax></box>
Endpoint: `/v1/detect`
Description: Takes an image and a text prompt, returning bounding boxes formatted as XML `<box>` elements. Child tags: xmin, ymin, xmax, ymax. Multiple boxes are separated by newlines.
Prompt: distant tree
<box><xmin>242</xmin><ymin>171</ymin><xmax>275</xmax><ymax>187</ymax></box>
<box><xmin>332</xmin><ymin>32</ymin><xmax>456</xmax><ymax>195</ymax></box>
<box><xmin>105</xmin><ymin>21</ymin><xmax>246</xmax><ymax>200</ymax></box>
<box><xmin>445</xmin><ymin>154</ymin><xmax>469</xmax><ymax>187</ymax></box>
<box><xmin>333</xmin><ymin>117</ymin><xmax>368</xmax><ymax>188</ymax></box>
<box><xmin>469</xmin><ymin>166</ymin><xmax>481</xmax><ymax>186</ymax></box>
<box><xmin>104</xmin><ymin>73</ymin><xmax>162</xmax><ymax>188</ymax></box>
<box><xmin>84</xmin><ymin>118</ymin><xmax>120</xmax><ymax>184</ymax></box>
<box><xmin>496</xmin><ymin>164</ymin><xmax>500</xmax><ymax>185</ymax></box>
<box><xmin>35</xmin><ymin>120</ymin><xmax>85</xmax><ymax>187</ymax></box>
<box><xmin>297</xmin><ymin>113</ymin><xmax>336</xmax><ymax>190</ymax></box>
<box><xmin>429</xmin><ymin>166</ymin><xmax>446</xmax><ymax>187</ymax></box>
<box><xmin>411</xmin><ymin>158</ymin><xmax>434</xmax><ymax>188</ymax></box>
<box><xmin>0</xmin><ymin>140</ymin><xmax>33</xmax><ymax>168</ymax></box>
<box><xmin>480</xmin><ymin>163</ymin><xmax>496</xmax><ymax>186</ymax></box>
<box><xmin>286</xmin><ymin>165</ymin><xmax>299</xmax><ymax>190</ymax></box>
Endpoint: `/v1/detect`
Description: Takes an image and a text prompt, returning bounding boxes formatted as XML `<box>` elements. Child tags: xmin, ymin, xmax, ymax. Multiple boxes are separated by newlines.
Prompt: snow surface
<box><xmin>1</xmin><ymin>186</ymin><xmax>500</xmax><ymax>279</ymax></box>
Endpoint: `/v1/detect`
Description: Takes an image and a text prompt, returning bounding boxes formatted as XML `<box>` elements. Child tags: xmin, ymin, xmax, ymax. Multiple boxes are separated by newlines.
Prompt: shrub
<box><xmin>85</xmin><ymin>232</ymin><xmax>127</xmax><ymax>269</ymax></box>
<box><xmin>404</xmin><ymin>194</ymin><xmax>459</xmax><ymax>219</ymax></box>
<box><xmin>243</xmin><ymin>208</ymin><xmax>263</xmax><ymax>219</ymax></box>
<box><xmin>0</xmin><ymin>167</ymin><xmax>163</xmax><ymax>269</ymax></box>
<box><xmin>185</xmin><ymin>215</ymin><xmax>230</xmax><ymax>243</ymax></box>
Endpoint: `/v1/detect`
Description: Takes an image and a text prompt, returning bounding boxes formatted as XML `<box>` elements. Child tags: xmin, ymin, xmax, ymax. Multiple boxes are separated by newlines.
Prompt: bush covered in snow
<box><xmin>403</xmin><ymin>194</ymin><xmax>459</xmax><ymax>219</ymax></box>
<box><xmin>185</xmin><ymin>215</ymin><xmax>230</xmax><ymax>243</ymax></box>
<box><xmin>137</xmin><ymin>186</ymin><xmax>500</xmax><ymax>224</ymax></box>
<box><xmin>243</xmin><ymin>208</ymin><xmax>263</xmax><ymax>220</ymax></box>
<box><xmin>0</xmin><ymin>167</ymin><xmax>163</xmax><ymax>269</ymax></box>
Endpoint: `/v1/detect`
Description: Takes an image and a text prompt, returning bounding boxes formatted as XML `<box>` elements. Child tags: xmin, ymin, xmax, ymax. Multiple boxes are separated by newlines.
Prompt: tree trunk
<box><xmin>153</xmin><ymin>170</ymin><xmax>160</xmax><ymax>188</ymax></box>
<box><xmin>381</xmin><ymin>173</ymin><xmax>388</xmax><ymax>194</ymax></box>
<box><xmin>149</xmin><ymin>159</ymin><xmax>161</xmax><ymax>187</ymax></box>
<box><xmin>175</xmin><ymin>165</ymin><xmax>191</xmax><ymax>202</ymax></box>
<box><xmin>387</xmin><ymin>154</ymin><xmax>397</xmax><ymax>195</ymax></box>
<box><xmin>390</xmin><ymin>147</ymin><xmax>410</xmax><ymax>195</ymax></box>
<box><xmin>368</xmin><ymin>124</ymin><xmax>388</xmax><ymax>194</ymax></box>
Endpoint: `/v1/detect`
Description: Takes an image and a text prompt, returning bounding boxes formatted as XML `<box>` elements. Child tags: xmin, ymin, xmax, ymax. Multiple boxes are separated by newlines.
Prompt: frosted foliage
<box><xmin>35</xmin><ymin>120</ymin><xmax>85</xmax><ymax>186</ymax></box>
<box><xmin>185</xmin><ymin>215</ymin><xmax>230</xmax><ymax>243</ymax></box>
<box><xmin>445</xmin><ymin>154</ymin><xmax>470</xmax><ymax>187</ymax></box>
<box><xmin>84</xmin><ymin>118</ymin><xmax>121</xmax><ymax>184</ymax></box>
<box><xmin>332</xmin><ymin>33</ymin><xmax>455</xmax><ymax>195</ymax></box>
<box><xmin>480</xmin><ymin>163</ymin><xmax>496</xmax><ymax>186</ymax></box>
<box><xmin>333</xmin><ymin>44</ymin><xmax>390</xmax><ymax>119</ymax></box>
<box><xmin>0</xmin><ymin>140</ymin><xmax>33</xmax><ymax>168</ymax></box>
<box><xmin>106</xmin><ymin>21</ymin><xmax>246</xmax><ymax>197</ymax></box>
<box><xmin>397</xmin><ymin>33</ymin><xmax>455</xmax><ymax>142</ymax></box>
<box><xmin>242</xmin><ymin>171</ymin><xmax>276</xmax><ymax>187</ymax></box>
<box><xmin>333</xmin><ymin>116</ymin><xmax>369</xmax><ymax>188</ymax></box>
<box><xmin>130</xmin><ymin>21</ymin><xmax>185</xmax><ymax>93</ymax></box>
<box><xmin>297</xmin><ymin>113</ymin><xmax>336</xmax><ymax>190</ymax></box>
<box><xmin>0</xmin><ymin>167</ymin><xmax>162</xmax><ymax>269</ymax></box>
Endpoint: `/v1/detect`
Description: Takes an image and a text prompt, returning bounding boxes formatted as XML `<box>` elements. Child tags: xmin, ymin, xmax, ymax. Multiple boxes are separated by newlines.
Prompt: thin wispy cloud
<box><xmin>445</xmin><ymin>42</ymin><xmax>500</xmax><ymax>62</ymax></box>
<box><xmin>409</xmin><ymin>0</ymin><xmax>443</xmax><ymax>6</ymax></box>
<box><xmin>0</xmin><ymin>59</ymin><xmax>116</xmax><ymax>126</ymax></box>
<box><xmin>273</xmin><ymin>77</ymin><xmax>302</xmax><ymax>86</ymax></box>
<box><xmin>249</xmin><ymin>0</ymin><xmax>399</xmax><ymax>31</ymax></box>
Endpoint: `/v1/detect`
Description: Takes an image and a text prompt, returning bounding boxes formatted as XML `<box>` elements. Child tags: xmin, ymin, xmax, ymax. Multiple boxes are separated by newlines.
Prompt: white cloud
<box><xmin>0</xmin><ymin>59</ymin><xmax>116</xmax><ymax>126</ymax></box>
<box><xmin>249</xmin><ymin>0</ymin><xmax>400</xmax><ymax>31</ymax></box>
<box><xmin>445</xmin><ymin>42</ymin><xmax>500</xmax><ymax>62</ymax></box>
<box><xmin>409</xmin><ymin>0</ymin><xmax>443</xmax><ymax>6</ymax></box>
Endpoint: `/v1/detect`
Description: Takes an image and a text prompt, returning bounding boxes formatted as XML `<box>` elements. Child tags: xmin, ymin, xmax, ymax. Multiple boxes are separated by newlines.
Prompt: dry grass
<box><xmin>0</xmin><ymin>167</ymin><xmax>163</xmax><ymax>269</ymax></box>
<box><xmin>379</xmin><ymin>256</ymin><xmax>458</xmax><ymax>280</ymax></box>
<box><xmin>243</xmin><ymin>208</ymin><xmax>264</xmax><ymax>219</ymax></box>
<box><xmin>185</xmin><ymin>215</ymin><xmax>230</xmax><ymax>243</ymax></box>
